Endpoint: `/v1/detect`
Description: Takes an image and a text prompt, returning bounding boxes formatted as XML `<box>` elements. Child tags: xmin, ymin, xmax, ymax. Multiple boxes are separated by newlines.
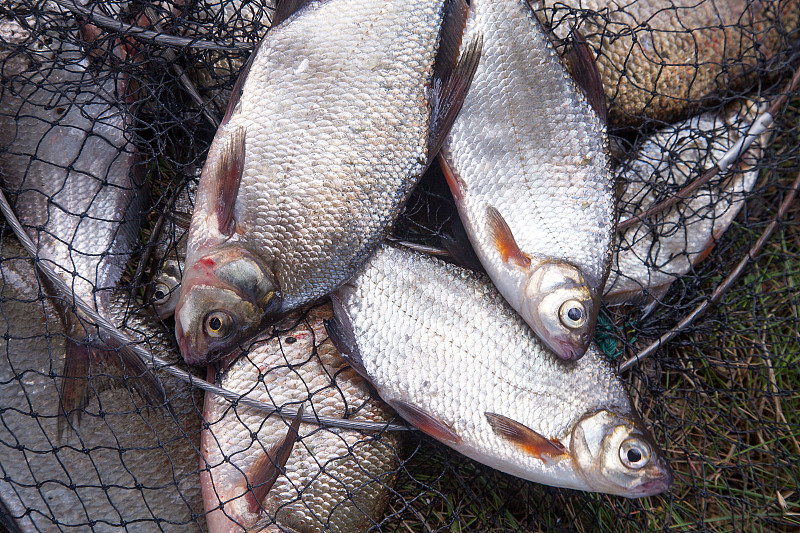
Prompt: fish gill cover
<box><xmin>0</xmin><ymin>0</ymin><xmax>798</xmax><ymax>531</ymax></box>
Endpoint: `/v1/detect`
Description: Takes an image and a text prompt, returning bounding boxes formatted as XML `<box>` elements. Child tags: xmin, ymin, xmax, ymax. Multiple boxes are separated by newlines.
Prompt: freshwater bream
<box><xmin>605</xmin><ymin>100</ymin><xmax>770</xmax><ymax>309</ymax></box>
<box><xmin>0</xmin><ymin>17</ymin><xmax>153</xmax><ymax>429</ymax></box>
<box><xmin>327</xmin><ymin>245</ymin><xmax>672</xmax><ymax>497</ymax></box>
<box><xmin>201</xmin><ymin>303</ymin><xmax>402</xmax><ymax>533</ymax></box>
<box><xmin>176</xmin><ymin>0</ymin><xmax>481</xmax><ymax>366</ymax></box>
<box><xmin>440</xmin><ymin>0</ymin><xmax>613</xmax><ymax>361</ymax></box>
<box><xmin>538</xmin><ymin>0</ymin><xmax>800</xmax><ymax>126</ymax></box>
<box><xmin>0</xmin><ymin>238</ymin><xmax>204</xmax><ymax>533</ymax></box>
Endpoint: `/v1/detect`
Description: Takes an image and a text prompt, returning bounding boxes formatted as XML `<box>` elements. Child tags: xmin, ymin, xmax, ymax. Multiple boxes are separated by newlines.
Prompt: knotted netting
<box><xmin>0</xmin><ymin>0</ymin><xmax>798</xmax><ymax>531</ymax></box>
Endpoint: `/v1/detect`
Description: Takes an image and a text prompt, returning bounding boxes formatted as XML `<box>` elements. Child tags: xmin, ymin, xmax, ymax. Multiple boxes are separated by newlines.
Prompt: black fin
<box><xmin>428</xmin><ymin>35</ymin><xmax>484</xmax><ymax>164</ymax></box>
<box><xmin>441</xmin><ymin>215</ymin><xmax>485</xmax><ymax>273</ymax></box>
<box><xmin>272</xmin><ymin>0</ymin><xmax>317</xmax><ymax>27</ymax></box>
<box><xmin>244</xmin><ymin>404</ymin><xmax>304</xmax><ymax>515</ymax></box>
<box><xmin>221</xmin><ymin>44</ymin><xmax>261</xmax><ymax>126</ymax></box>
<box><xmin>57</xmin><ymin>338</ymin><xmax>92</xmax><ymax>440</ymax></box>
<box><xmin>434</xmin><ymin>0</ymin><xmax>470</xmax><ymax>84</ymax></box>
<box><xmin>564</xmin><ymin>29</ymin><xmax>607</xmax><ymax>124</ymax></box>
<box><xmin>324</xmin><ymin>293</ymin><xmax>368</xmax><ymax>380</ymax></box>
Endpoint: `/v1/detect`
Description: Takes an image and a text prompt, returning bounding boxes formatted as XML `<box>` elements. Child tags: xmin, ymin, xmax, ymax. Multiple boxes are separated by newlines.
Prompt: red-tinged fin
<box><xmin>485</xmin><ymin>412</ymin><xmax>567</xmax><ymax>464</ymax></box>
<box><xmin>563</xmin><ymin>29</ymin><xmax>607</xmax><ymax>124</ymax></box>
<box><xmin>486</xmin><ymin>206</ymin><xmax>531</xmax><ymax>268</ymax></box>
<box><xmin>388</xmin><ymin>400</ymin><xmax>461</xmax><ymax>445</ymax></box>
<box><xmin>439</xmin><ymin>153</ymin><xmax>466</xmax><ymax>202</ymax></box>
<box><xmin>428</xmin><ymin>35</ymin><xmax>483</xmax><ymax>165</ymax></box>
<box><xmin>212</xmin><ymin>126</ymin><xmax>246</xmax><ymax>236</ymax></box>
<box><xmin>324</xmin><ymin>293</ymin><xmax>369</xmax><ymax>381</ymax></box>
<box><xmin>244</xmin><ymin>405</ymin><xmax>304</xmax><ymax>515</ymax></box>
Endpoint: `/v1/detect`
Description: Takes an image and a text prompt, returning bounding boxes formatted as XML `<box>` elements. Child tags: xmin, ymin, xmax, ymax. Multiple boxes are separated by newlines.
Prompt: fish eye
<box><xmin>204</xmin><ymin>311</ymin><xmax>234</xmax><ymax>339</ymax></box>
<box><xmin>619</xmin><ymin>438</ymin><xmax>651</xmax><ymax>469</ymax></box>
<box><xmin>559</xmin><ymin>299</ymin><xmax>587</xmax><ymax>329</ymax></box>
<box><xmin>152</xmin><ymin>282</ymin><xmax>171</xmax><ymax>304</ymax></box>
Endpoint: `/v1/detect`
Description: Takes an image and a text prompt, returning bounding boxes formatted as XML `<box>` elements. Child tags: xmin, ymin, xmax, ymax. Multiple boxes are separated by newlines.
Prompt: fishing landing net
<box><xmin>0</xmin><ymin>0</ymin><xmax>798</xmax><ymax>531</ymax></box>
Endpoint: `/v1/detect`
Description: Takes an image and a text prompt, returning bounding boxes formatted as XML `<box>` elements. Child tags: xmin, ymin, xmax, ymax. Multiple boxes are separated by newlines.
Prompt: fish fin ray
<box><xmin>428</xmin><ymin>34</ymin><xmax>483</xmax><ymax>164</ymax></box>
<box><xmin>485</xmin><ymin>412</ymin><xmax>567</xmax><ymax>464</ymax></box>
<box><xmin>486</xmin><ymin>206</ymin><xmax>530</xmax><ymax>268</ymax></box>
<box><xmin>439</xmin><ymin>153</ymin><xmax>466</xmax><ymax>202</ymax></box>
<box><xmin>564</xmin><ymin>29</ymin><xmax>607</xmax><ymax>124</ymax></box>
<box><xmin>57</xmin><ymin>339</ymin><xmax>92</xmax><ymax>440</ymax></box>
<box><xmin>212</xmin><ymin>126</ymin><xmax>246</xmax><ymax>236</ymax></box>
<box><xmin>325</xmin><ymin>294</ymin><xmax>369</xmax><ymax>379</ymax></box>
<box><xmin>244</xmin><ymin>405</ymin><xmax>304</xmax><ymax>515</ymax></box>
<box><xmin>388</xmin><ymin>400</ymin><xmax>461</xmax><ymax>445</ymax></box>
<box><xmin>271</xmin><ymin>0</ymin><xmax>318</xmax><ymax>28</ymax></box>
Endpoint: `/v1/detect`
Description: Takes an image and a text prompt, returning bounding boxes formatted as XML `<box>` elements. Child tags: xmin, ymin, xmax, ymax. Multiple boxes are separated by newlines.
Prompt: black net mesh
<box><xmin>1</xmin><ymin>0</ymin><xmax>798</xmax><ymax>531</ymax></box>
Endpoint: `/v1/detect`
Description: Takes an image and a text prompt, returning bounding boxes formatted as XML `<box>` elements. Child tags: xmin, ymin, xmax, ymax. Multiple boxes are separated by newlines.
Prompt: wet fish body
<box><xmin>538</xmin><ymin>0</ymin><xmax>800</xmax><ymax>126</ymax></box>
<box><xmin>441</xmin><ymin>0</ymin><xmax>613</xmax><ymax>361</ymax></box>
<box><xmin>605</xmin><ymin>100</ymin><xmax>770</xmax><ymax>307</ymax></box>
<box><xmin>0</xmin><ymin>17</ymin><xmax>152</xmax><ymax>422</ymax></box>
<box><xmin>176</xmin><ymin>0</ymin><xmax>479</xmax><ymax>365</ymax></box>
<box><xmin>328</xmin><ymin>245</ymin><xmax>671</xmax><ymax>497</ymax></box>
<box><xmin>201</xmin><ymin>303</ymin><xmax>402</xmax><ymax>533</ymax></box>
<box><xmin>0</xmin><ymin>238</ymin><xmax>204</xmax><ymax>533</ymax></box>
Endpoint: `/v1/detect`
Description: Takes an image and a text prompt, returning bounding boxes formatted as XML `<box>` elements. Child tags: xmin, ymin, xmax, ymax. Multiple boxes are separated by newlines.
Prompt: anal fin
<box><xmin>244</xmin><ymin>405</ymin><xmax>304</xmax><ymax>515</ymax></box>
<box><xmin>485</xmin><ymin>412</ymin><xmax>567</xmax><ymax>465</ymax></box>
<box><xmin>486</xmin><ymin>206</ymin><xmax>530</xmax><ymax>268</ymax></box>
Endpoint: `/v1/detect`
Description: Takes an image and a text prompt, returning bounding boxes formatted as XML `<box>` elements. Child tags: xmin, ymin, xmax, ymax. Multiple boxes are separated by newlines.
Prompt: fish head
<box><xmin>569</xmin><ymin>409</ymin><xmax>673</xmax><ymax>498</ymax></box>
<box><xmin>147</xmin><ymin>259</ymin><xmax>182</xmax><ymax>319</ymax></box>
<box><xmin>175</xmin><ymin>246</ymin><xmax>280</xmax><ymax>365</ymax></box>
<box><xmin>523</xmin><ymin>262</ymin><xmax>599</xmax><ymax>361</ymax></box>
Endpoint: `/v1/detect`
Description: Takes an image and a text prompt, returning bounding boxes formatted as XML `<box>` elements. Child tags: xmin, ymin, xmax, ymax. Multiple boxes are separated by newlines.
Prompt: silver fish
<box><xmin>0</xmin><ymin>16</ymin><xmax>153</xmax><ymax>424</ymax></box>
<box><xmin>327</xmin><ymin>244</ymin><xmax>672</xmax><ymax>497</ymax></box>
<box><xmin>440</xmin><ymin>0</ymin><xmax>613</xmax><ymax>361</ymax></box>
<box><xmin>538</xmin><ymin>0</ymin><xmax>799</xmax><ymax>126</ymax></box>
<box><xmin>201</xmin><ymin>303</ymin><xmax>402</xmax><ymax>533</ymax></box>
<box><xmin>604</xmin><ymin>100</ymin><xmax>770</xmax><ymax>309</ymax></box>
<box><xmin>175</xmin><ymin>0</ymin><xmax>481</xmax><ymax>365</ymax></box>
<box><xmin>0</xmin><ymin>238</ymin><xmax>204</xmax><ymax>533</ymax></box>
<box><xmin>147</xmin><ymin>173</ymin><xmax>198</xmax><ymax>319</ymax></box>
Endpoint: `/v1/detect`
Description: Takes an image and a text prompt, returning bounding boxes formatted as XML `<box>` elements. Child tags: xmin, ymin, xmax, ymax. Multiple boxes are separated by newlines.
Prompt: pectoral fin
<box><xmin>486</xmin><ymin>206</ymin><xmax>531</xmax><ymax>268</ymax></box>
<box><xmin>485</xmin><ymin>412</ymin><xmax>567</xmax><ymax>464</ymax></box>
<box><xmin>563</xmin><ymin>29</ymin><xmax>607</xmax><ymax>124</ymax></box>
<box><xmin>209</xmin><ymin>126</ymin><xmax>246</xmax><ymax>236</ymax></box>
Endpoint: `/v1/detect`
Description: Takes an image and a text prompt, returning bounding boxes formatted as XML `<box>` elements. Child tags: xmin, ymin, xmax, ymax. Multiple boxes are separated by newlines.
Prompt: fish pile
<box><xmin>0</xmin><ymin>0</ymin><xmax>789</xmax><ymax>530</ymax></box>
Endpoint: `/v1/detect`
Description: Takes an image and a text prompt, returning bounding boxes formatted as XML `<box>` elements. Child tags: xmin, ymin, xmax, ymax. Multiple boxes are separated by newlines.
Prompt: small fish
<box><xmin>0</xmin><ymin>17</ymin><xmax>157</xmax><ymax>432</ymax></box>
<box><xmin>605</xmin><ymin>100</ymin><xmax>770</xmax><ymax>309</ymax></box>
<box><xmin>201</xmin><ymin>303</ymin><xmax>402</xmax><ymax>533</ymax></box>
<box><xmin>327</xmin><ymin>244</ymin><xmax>672</xmax><ymax>497</ymax></box>
<box><xmin>537</xmin><ymin>0</ymin><xmax>800</xmax><ymax>126</ymax></box>
<box><xmin>175</xmin><ymin>0</ymin><xmax>481</xmax><ymax>365</ymax></box>
<box><xmin>0</xmin><ymin>238</ymin><xmax>204</xmax><ymax>533</ymax></box>
<box><xmin>147</xmin><ymin>173</ymin><xmax>198</xmax><ymax>319</ymax></box>
<box><xmin>441</xmin><ymin>0</ymin><xmax>613</xmax><ymax>361</ymax></box>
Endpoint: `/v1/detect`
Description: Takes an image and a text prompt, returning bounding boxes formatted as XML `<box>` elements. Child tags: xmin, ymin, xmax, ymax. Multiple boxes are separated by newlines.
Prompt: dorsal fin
<box><xmin>325</xmin><ymin>293</ymin><xmax>369</xmax><ymax>380</ymax></box>
<box><xmin>485</xmin><ymin>412</ymin><xmax>567</xmax><ymax>465</ymax></box>
<box><xmin>244</xmin><ymin>404</ymin><xmax>304</xmax><ymax>515</ymax></box>
<box><xmin>564</xmin><ymin>29</ymin><xmax>607</xmax><ymax>124</ymax></box>
<box><xmin>428</xmin><ymin>29</ymin><xmax>483</xmax><ymax>164</ymax></box>
<box><xmin>210</xmin><ymin>126</ymin><xmax>246</xmax><ymax>236</ymax></box>
<box><xmin>272</xmin><ymin>0</ymin><xmax>317</xmax><ymax>27</ymax></box>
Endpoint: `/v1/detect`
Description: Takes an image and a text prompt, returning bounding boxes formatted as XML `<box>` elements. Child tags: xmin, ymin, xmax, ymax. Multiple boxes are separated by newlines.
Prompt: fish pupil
<box><xmin>567</xmin><ymin>307</ymin><xmax>582</xmax><ymax>321</ymax></box>
<box><xmin>154</xmin><ymin>289</ymin><xmax>165</xmax><ymax>300</ymax></box>
<box><xmin>210</xmin><ymin>316</ymin><xmax>222</xmax><ymax>331</ymax></box>
<box><xmin>627</xmin><ymin>448</ymin><xmax>642</xmax><ymax>463</ymax></box>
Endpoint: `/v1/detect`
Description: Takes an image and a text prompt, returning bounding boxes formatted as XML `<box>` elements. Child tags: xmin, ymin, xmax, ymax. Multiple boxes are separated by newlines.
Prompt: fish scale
<box><xmin>177</xmin><ymin>0</ymin><xmax>479</xmax><ymax>365</ymax></box>
<box><xmin>331</xmin><ymin>244</ymin><xmax>671</xmax><ymax>496</ymax></box>
<box><xmin>441</xmin><ymin>0</ymin><xmax>613</xmax><ymax>362</ymax></box>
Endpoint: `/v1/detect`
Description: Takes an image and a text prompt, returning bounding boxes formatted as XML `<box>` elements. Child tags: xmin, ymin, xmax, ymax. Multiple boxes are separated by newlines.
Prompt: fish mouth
<box><xmin>632</xmin><ymin>477</ymin><xmax>672</xmax><ymax>497</ymax></box>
